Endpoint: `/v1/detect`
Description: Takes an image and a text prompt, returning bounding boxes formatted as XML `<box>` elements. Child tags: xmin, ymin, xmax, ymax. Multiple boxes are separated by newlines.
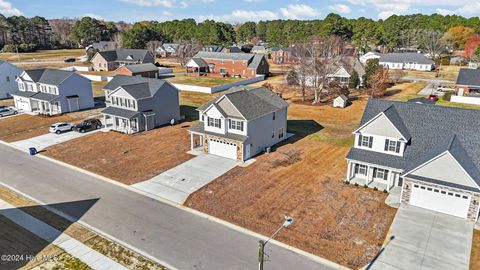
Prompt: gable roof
<box><xmin>251</xmin><ymin>45</ymin><xmax>266</xmax><ymax>52</ymax></box>
<box><xmin>336</xmin><ymin>94</ymin><xmax>348</xmax><ymax>101</ymax></box>
<box><xmin>247</xmin><ymin>54</ymin><xmax>266</xmax><ymax>69</ymax></box>
<box><xmin>347</xmin><ymin>99</ymin><xmax>480</xmax><ymax>190</ymax></box>
<box><xmin>186</xmin><ymin>58</ymin><xmax>209</xmax><ymax>68</ymax></box>
<box><xmin>194</xmin><ymin>51</ymin><xmax>255</xmax><ymax>61</ymax></box>
<box><xmin>379</xmin><ymin>53</ymin><xmax>434</xmax><ymax>65</ymax></box>
<box><xmin>456</xmin><ymin>68</ymin><xmax>480</xmax><ymax>87</ymax></box>
<box><xmin>121</xmin><ymin>63</ymin><xmax>158</xmax><ymax>73</ymax></box>
<box><xmin>201</xmin><ymin>45</ymin><xmax>224</xmax><ymax>52</ymax></box>
<box><xmin>198</xmin><ymin>86</ymin><xmax>288</xmax><ymax>120</ymax></box>
<box><xmin>105</xmin><ymin>75</ymin><xmax>171</xmax><ymax>100</ymax></box>
<box><xmin>22</xmin><ymin>69</ymin><xmax>77</xmax><ymax>86</ymax></box>
<box><xmin>97</xmin><ymin>49</ymin><xmax>152</xmax><ymax>63</ymax></box>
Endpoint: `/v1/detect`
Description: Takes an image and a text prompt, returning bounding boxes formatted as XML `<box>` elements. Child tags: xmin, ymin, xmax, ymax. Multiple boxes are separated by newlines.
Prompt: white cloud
<box><xmin>82</xmin><ymin>13</ymin><xmax>105</xmax><ymax>20</ymax></box>
<box><xmin>456</xmin><ymin>2</ymin><xmax>480</xmax><ymax>16</ymax></box>
<box><xmin>279</xmin><ymin>4</ymin><xmax>320</xmax><ymax>19</ymax></box>
<box><xmin>200</xmin><ymin>9</ymin><xmax>279</xmax><ymax>22</ymax></box>
<box><xmin>0</xmin><ymin>0</ymin><xmax>21</xmax><ymax>16</ymax></box>
<box><xmin>436</xmin><ymin>8</ymin><xmax>454</xmax><ymax>16</ymax></box>
<box><xmin>328</xmin><ymin>4</ymin><xmax>352</xmax><ymax>14</ymax></box>
<box><xmin>120</xmin><ymin>0</ymin><xmax>175</xmax><ymax>8</ymax></box>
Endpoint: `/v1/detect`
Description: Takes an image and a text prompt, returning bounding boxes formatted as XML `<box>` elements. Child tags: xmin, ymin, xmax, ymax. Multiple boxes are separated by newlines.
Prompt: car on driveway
<box><xmin>72</xmin><ymin>119</ymin><xmax>102</xmax><ymax>133</ymax></box>
<box><xmin>428</xmin><ymin>94</ymin><xmax>439</xmax><ymax>101</ymax></box>
<box><xmin>0</xmin><ymin>108</ymin><xmax>18</xmax><ymax>117</ymax></box>
<box><xmin>49</xmin><ymin>122</ymin><xmax>74</xmax><ymax>134</ymax></box>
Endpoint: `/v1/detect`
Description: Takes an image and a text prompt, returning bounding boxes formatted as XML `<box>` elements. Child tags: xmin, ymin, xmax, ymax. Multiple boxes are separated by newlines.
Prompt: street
<box><xmin>0</xmin><ymin>143</ymin><xmax>334</xmax><ymax>270</ymax></box>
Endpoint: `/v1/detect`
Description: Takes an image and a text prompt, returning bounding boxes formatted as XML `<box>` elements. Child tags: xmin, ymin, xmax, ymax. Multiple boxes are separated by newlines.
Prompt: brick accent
<box><xmin>402</xmin><ymin>178</ymin><xmax>480</xmax><ymax>221</ymax></box>
<box><xmin>203</xmin><ymin>134</ymin><xmax>243</xmax><ymax>161</ymax></box>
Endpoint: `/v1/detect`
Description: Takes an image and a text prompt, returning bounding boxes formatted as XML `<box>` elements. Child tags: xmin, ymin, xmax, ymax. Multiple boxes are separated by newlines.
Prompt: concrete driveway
<box><xmin>11</xmin><ymin>129</ymin><xmax>103</xmax><ymax>152</ymax></box>
<box><xmin>369</xmin><ymin>204</ymin><xmax>474</xmax><ymax>270</ymax></box>
<box><xmin>133</xmin><ymin>154</ymin><xmax>238</xmax><ymax>204</ymax></box>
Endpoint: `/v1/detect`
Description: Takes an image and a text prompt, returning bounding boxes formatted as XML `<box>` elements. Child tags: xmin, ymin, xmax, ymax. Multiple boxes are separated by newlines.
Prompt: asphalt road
<box><xmin>0</xmin><ymin>143</ymin><xmax>334</xmax><ymax>270</ymax></box>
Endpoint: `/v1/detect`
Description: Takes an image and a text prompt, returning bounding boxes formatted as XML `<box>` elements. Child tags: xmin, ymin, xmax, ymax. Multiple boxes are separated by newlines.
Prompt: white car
<box><xmin>0</xmin><ymin>107</ymin><xmax>18</xmax><ymax>117</ymax></box>
<box><xmin>49</xmin><ymin>122</ymin><xmax>74</xmax><ymax>134</ymax></box>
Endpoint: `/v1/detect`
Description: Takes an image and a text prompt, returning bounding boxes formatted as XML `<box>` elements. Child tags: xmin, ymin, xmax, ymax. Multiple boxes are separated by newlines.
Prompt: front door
<box><xmin>245</xmin><ymin>144</ymin><xmax>251</xmax><ymax>160</ymax></box>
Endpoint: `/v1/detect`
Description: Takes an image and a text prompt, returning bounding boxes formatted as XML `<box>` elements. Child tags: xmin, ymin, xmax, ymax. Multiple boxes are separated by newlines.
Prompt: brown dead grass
<box><xmin>471</xmin><ymin>229</ymin><xmax>480</xmax><ymax>270</ymax></box>
<box><xmin>43</xmin><ymin>123</ymin><xmax>194</xmax><ymax>184</ymax></box>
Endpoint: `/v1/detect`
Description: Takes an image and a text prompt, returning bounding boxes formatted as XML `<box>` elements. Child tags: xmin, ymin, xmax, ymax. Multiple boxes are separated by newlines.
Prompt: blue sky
<box><xmin>4</xmin><ymin>0</ymin><xmax>480</xmax><ymax>22</ymax></box>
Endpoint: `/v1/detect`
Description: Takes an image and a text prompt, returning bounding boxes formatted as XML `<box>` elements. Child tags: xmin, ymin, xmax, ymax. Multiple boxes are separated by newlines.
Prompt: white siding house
<box><xmin>379</xmin><ymin>53</ymin><xmax>435</xmax><ymax>71</ymax></box>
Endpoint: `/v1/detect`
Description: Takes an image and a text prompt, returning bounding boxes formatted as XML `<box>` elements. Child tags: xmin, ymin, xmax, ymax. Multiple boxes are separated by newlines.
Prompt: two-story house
<box><xmin>101</xmin><ymin>75</ymin><xmax>180</xmax><ymax>134</ymax></box>
<box><xmin>346</xmin><ymin>99</ymin><xmax>480</xmax><ymax>221</ymax></box>
<box><xmin>91</xmin><ymin>49</ymin><xmax>155</xmax><ymax>71</ymax></box>
<box><xmin>0</xmin><ymin>61</ymin><xmax>23</xmax><ymax>99</ymax></box>
<box><xmin>185</xmin><ymin>51</ymin><xmax>269</xmax><ymax>78</ymax></box>
<box><xmin>188</xmin><ymin>86</ymin><xmax>288</xmax><ymax>161</ymax></box>
<box><xmin>11</xmin><ymin>69</ymin><xmax>94</xmax><ymax>115</ymax></box>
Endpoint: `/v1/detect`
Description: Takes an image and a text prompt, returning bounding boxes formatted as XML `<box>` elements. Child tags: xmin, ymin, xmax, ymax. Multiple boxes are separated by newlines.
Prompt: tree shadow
<box><xmin>383</xmin><ymin>89</ymin><xmax>401</xmax><ymax>97</ymax></box>
<box><xmin>93</xmin><ymin>97</ymin><xmax>106</xmax><ymax>108</ymax></box>
<box><xmin>0</xmin><ymin>198</ymin><xmax>98</xmax><ymax>269</ymax></box>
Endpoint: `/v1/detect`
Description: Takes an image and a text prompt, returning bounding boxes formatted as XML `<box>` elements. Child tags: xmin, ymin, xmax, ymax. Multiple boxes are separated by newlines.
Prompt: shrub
<box><xmin>2</xmin><ymin>44</ymin><xmax>16</xmax><ymax>52</ymax></box>
<box><xmin>354</xmin><ymin>183</ymin><xmax>359</xmax><ymax>187</ymax></box>
<box><xmin>373</xmin><ymin>187</ymin><xmax>378</xmax><ymax>191</ymax></box>
<box><xmin>383</xmin><ymin>189</ymin><xmax>388</xmax><ymax>193</ymax></box>
<box><xmin>443</xmin><ymin>91</ymin><xmax>453</xmax><ymax>101</ymax></box>
<box><xmin>18</xmin><ymin>43</ymin><xmax>37</xmax><ymax>52</ymax></box>
<box><xmin>363</xmin><ymin>184</ymin><xmax>368</xmax><ymax>188</ymax></box>
<box><xmin>344</xmin><ymin>180</ymin><xmax>350</xmax><ymax>185</ymax></box>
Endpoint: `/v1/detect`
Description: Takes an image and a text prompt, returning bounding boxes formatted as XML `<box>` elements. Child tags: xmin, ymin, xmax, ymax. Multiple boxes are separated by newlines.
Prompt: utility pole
<box><xmin>257</xmin><ymin>217</ymin><xmax>293</xmax><ymax>270</ymax></box>
<box><xmin>258</xmin><ymin>240</ymin><xmax>265</xmax><ymax>270</ymax></box>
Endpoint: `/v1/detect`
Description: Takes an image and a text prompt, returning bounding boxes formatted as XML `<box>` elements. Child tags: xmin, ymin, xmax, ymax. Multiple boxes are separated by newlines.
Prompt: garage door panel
<box><xmin>208</xmin><ymin>139</ymin><xmax>237</xmax><ymax>160</ymax></box>
<box><xmin>410</xmin><ymin>184</ymin><xmax>470</xmax><ymax>219</ymax></box>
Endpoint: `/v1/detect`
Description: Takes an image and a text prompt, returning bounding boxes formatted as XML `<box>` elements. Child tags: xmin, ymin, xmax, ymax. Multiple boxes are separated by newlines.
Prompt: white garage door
<box><xmin>15</xmin><ymin>97</ymin><xmax>30</xmax><ymax>111</ymax></box>
<box><xmin>410</xmin><ymin>183</ymin><xmax>470</xmax><ymax>219</ymax></box>
<box><xmin>208</xmin><ymin>139</ymin><xmax>237</xmax><ymax>160</ymax></box>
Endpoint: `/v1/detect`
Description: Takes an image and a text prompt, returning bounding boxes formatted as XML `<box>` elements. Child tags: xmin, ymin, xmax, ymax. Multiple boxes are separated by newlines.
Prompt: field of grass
<box><xmin>0</xmin><ymin>49</ymin><xmax>85</xmax><ymax>62</ymax></box>
<box><xmin>400</xmin><ymin>65</ymin><xmax>461</xmax><ymax>82</ymax></box>
<box><xmin>167</xmin><ymin>75</ymin><xmax>242</xmax><ymax>87</ymax></box>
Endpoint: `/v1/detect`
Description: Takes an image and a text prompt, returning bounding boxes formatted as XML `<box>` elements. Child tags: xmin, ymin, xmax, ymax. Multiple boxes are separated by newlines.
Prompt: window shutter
<box><xmin>240</xmin><ymin>121</ymin><xmax>244</xmax><ymax>131</ymax></box>
<box><xmin>373</xmin><ymin>168</ymin><xmax>377</xmax><ymax>178</ymax></box>
<box><xmin>228</xmin><ymin>119</ymin><xmax>231</xmax><ymax>129</ymax></box>
<box><xmin>368</xmin><ymin>137</ymin><xmax>373</xmax><ymax>148</ymax></box>
<box><xmin>219</xmin><ymin>120</ymin><xmax>221</xmax><ymax>129</ymax></box>
<box><xmin>384</xmin><ymin>170</ymin><xmax>389</xmax><ymax>180</ymax></box>
<box><xmin>358</xmin><ymin>135</ymin><xmax>362</xmax><ymax>146</ymax></box>
<box><xmin>354</xmin><ymin>164</ymin><xmax>359</xmax><ymax>173</ymax></box>
<box><xmin>384</xmin><ymin>139</ymin><xmax>389</xmax><ymax>151</ymax></box>
<box><xmin>396</xmin><ymin>141</ymin><xmax>401</xmax><ymax>153</ymax></box>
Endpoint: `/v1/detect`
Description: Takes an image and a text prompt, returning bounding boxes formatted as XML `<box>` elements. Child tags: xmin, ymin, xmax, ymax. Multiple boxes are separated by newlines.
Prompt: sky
<box><xmin>3</xmin><ymin>0</ymin><xmax>480</xmax><ymax>23</ymax></box>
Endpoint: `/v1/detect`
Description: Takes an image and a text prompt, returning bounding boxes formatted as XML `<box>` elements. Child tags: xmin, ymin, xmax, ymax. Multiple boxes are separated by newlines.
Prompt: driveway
<box><xmin>369</xmin><ymin>204</ymin><xmax>473</xmax><ymax>270</ymax></box>
<box><xmin>11</xmin><ymin>129</ymin><xmax>104</xmax><ymax>152</ymax></box>
<box><xmin>133</xmin><ymin>154</ymin><xmax>238</xmax><ymax>204</ymax></box>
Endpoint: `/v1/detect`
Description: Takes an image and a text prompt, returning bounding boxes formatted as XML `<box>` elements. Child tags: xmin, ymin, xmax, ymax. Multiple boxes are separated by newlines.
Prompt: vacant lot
<box><xmin>44</xmin><ymin>123</ymin><xmax>194</xmax><ymax>184</ymax></box>
<box><xmin>0</xmin><ymin>49</ymin><xmax>85</xmax><ymax>62</ymax></box>
<box><xmin>400</xmin><ymin>65</ymin><xmax>461</xmax><ymax>82</ymax></box>
<box><xmin>167</xmin><ymin>75</ymin><xmax>242</xmax><ymax>87</ymax></box>
<box><xmin>472</xmin><ymin>229</ymin><xmax>480</xmax><ymax>270</ymax></box>
<box><xmin>186</xmin><ymin>94</ymin><xmax>396</xmax><ymax>269</ymax></box>
<box><xmin>0</xmin><ymin>111</ymin><xmax>101</xmax><ymax>142</ymax></box>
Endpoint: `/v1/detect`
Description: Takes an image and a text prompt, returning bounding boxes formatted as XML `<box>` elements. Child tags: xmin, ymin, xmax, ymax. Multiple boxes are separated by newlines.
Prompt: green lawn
<box><xmin>167</xmin><ymin>75</ymin><xmax>243</xmax><ymax>87</ymax></box>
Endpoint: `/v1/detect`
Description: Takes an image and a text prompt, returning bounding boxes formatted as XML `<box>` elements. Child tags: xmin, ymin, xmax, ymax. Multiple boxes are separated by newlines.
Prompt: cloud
<box><xmin>120</xmin><ymin>0</ymin><xmax>176</xmax><ymax>8</ymax></box>
<box><xmin>328</xmin><ymin>4</ymin><xmax>352</xmax><ymax>14</ymax></box>
<box><xmin>199</xmin><ymin>9</ymin><xmax>279</xmax><ymax>22</ymax></box>
<box><xmin>436</xmin><ymin>8</ymin><xmax>454</xmax><ymax>16</ymax></box>
<box><xmin>280</xmin><ymin>4</ymin><xmax>320</xmax><ymax>19</ymax></box>
<box><xmin>0</xmin><ymin>0</ymin><xmax>21</xmax><ymax>16</ymax></box>
<box><xmin>82</xmin><ymin>13</ymin><xmax>105</xmax><ymax>20</ymax></box>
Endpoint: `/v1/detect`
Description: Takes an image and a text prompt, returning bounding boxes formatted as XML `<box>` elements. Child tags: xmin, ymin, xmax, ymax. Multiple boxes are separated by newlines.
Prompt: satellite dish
<box><xmin>170</xmin><ymin>119</ymin><xmax>175</xmax><ymax>126</ymax></box>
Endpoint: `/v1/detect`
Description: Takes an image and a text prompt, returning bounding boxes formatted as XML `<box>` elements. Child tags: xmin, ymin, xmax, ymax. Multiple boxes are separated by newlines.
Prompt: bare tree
<box><xmin>369</xmin><ymin>67</ymin><xmax>389</xmax><ymax>98</ymax></box>
<box><xmin>418</xmin><ymin>29</ymin><xmax>444</xmax><ymax>58</ymax></box>
<box><xmin>146</xmin><ymin>40</ymin><xmax>162</xmax><ymax>58</ymax></box>
<box><xmin>399</xmin><ymin>29</ymin><xmax>421</xmax><ymax>51</ymax></box>
<box><xmin>175</xmin><ymin>40</ymin><xmax>203</xmax><ymax>66</ymax></box>
<box><xmin>49</xmin><ymin>18</ymin><xmax>75</xmax><ymax>47</ymax></box>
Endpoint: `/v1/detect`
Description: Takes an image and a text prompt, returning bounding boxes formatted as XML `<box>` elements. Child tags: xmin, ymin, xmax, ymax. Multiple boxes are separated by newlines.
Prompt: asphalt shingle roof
<box><xmin>194</xmin><ymin>51</ymin><xmax>255</xmax><ymax>61</ymax></box>
<box><xmin>101</xmin><ymin>106</ymin><xmax>140</xmax><ymax>119</ymax></box>
<box><xmin>379</xmin><ymin>53</ymin><xmax>434</xmax><ymax>65</ymax></box>
<box><xmin>23</xmin><ymin>69</ymin><xmax>77</xmax><ymax>86</ymax></box>
<box><xmin>123</xmin><ymin>63</ymin><xmax>159</xmax><ymax>73</ymax></box>
<box><xmin>104</xmin><ymin>75</ymin><xmax>169</xmax><ymax>100</ymax></box>
<box><xmin>98</xmin><ymin>49</ymin><xmax>152</xmax><ymax>63</ymax></box>
<box><xmin>456</xmin><ymin>68</ymin><xmax>480</xmax><ymax>86</ymax></box>
<box><xmin>346</xmin><ymin>99</ymin><xmax>480</xmax><ymax>189</ymax></box>
<box><xmin>188</xmin><ymin>121</ymin><xmax>248</xmax><ymax>142</ymax></box>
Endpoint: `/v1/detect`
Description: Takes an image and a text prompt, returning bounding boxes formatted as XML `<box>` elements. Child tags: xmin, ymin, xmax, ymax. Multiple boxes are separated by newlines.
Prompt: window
<box><xmin>229</xmin><ymin>119</ymin><xmax>243</xmax><ymax>131</ymax></box>
<box><xmin>354</xmin><ymin>164</ymin><xmax>367</xmax><ymax>175</ymax></box>
<box><xmin>278</xmin><ymin>128</ymin><xmax>284</xmax><ymax>139</ymax></box>
<box><xmin>441</xmin><ymin>191</ymin><xmax>446</xmax><ymax>194</ymax></box>
<box><xmin>220</xmin><ymin>68</ymin><xmax>227</xmax><ymax>74</ymax></box>
<box><xmin>384</xmin><ymin>139</ymin><xmax>401</xmax><ymax>153</ymax></box>
<box><xmin>6</xmin><ymin>76</ymin><xmax>9</xmax><ymax>82</ymax></box>
<box><xmin>272</xmin><ymin>132</ymin><xmax>275</xmax><ymax>138</ymax></box>
<box><xmin>358</xmin><ymin>135</ymin><xmax>373</xmax><ymax>148</ymax></box>
<box><xmin>455</xmin><ymin>194</ymin><xmax>461</xmax><ymax>198</ymax></box>
<box><xmin>207</xmin><ymin>117</ymin><xmax>221</xmax><ymax>128</ymax></box>
<box><xmin>373</xmin><ymin>168</ymin><xmax>389</xmax><ymax>180</ymax></box>
<box><xmin>462</xmin><ymin>195</ymin><xmax>468</xmax><ymax>199</ymax></box>
<box><xmin>414</xmin><ymin>184</ymin><xmax>419</xmax><ymax>188</ymax></box>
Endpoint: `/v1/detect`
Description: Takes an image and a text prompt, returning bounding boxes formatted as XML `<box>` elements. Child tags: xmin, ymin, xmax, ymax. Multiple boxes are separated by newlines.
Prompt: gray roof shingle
<box><xmin>22</xmin><ymin>69</ymin><xmax>78</xmax><ymax>86</ymax></box>
<box><xmin>123</xmin><ymin>63</ymin><xmax>158</xmax><ymax>73</ymax></box>
<box><xmin>456</xmin><ymin>68</ymin><xmax>480</xmax><ymax>86</ymax></box>
<box><xmin>194</xmin><ymin>51</ymin><xmax>255</xmax><ymax>61</ymax></box>
<box><xmin>188</xmin><ymin>121</ymin><xmax>248</xmax><ymax>142</ymax></box>
<box><xmin>98</xmin><ymin>49</ymin><xmax>152</xmax><ymax>63</ymax></box>
<box><xmin>379</xmin><ymin>53</ymin><xmax>434</xmax><ymax>65</ymax></box>
<box><xmin>101</xmin><ymin>106</ymin><xmax>140</xmax><ymax>119</ymax></box>
<box><xmin>104</xmin><ymin>75</ymin><xmax>169</xmax><ymax>100</ymax></box>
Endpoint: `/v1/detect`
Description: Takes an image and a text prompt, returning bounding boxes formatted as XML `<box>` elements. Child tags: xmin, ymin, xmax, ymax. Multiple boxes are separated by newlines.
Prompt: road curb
<box><xmin>1</xmin><ymin>140</ymin><xmax>350</xmax><ymax>270</ymax></box>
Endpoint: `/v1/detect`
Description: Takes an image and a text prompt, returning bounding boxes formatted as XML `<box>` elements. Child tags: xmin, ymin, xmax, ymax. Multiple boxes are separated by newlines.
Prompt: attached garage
<box><xmin>409</xmin><ymin>183</ymin><xmax>471</xmax><ymax>219</ymax></box>
<box><xmin>208</xmin><ymin>139</ymin><xmax>237</xmax><ymax>160</ymax></box>
<box><xmin>14</xmin><ymin>96</ymin><xmax>32</xmax><ymax>111</ymax></box>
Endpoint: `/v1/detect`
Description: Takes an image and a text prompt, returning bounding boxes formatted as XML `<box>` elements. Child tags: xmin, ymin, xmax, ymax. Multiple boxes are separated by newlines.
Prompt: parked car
<box><xmin>72</xmin><ymin>119</ymin><xmax>102</xmax><ymax>133</ymax></box>
<box><xmin>49</xmin><ymin>122</ymin><xmax>74</xmax><ymax>134</ymax></box>
<box><xmin>0</xmin><ymin>108</ymin><xmax>18</xmax><ymax>117</ymax></box>
<box><xmin>428</xmin><ymin>94</ymin><xmax>439</xmax><ymax>101</ymax></box>
<box><xmin>436</xmin><ymin>86</ymin><xmax>455</xmax><ymax>92</ymax></box>
<box><xmin>64</xmin><ymin>58</ymin><xmax>76</xmax><ymax>63</ymax></box>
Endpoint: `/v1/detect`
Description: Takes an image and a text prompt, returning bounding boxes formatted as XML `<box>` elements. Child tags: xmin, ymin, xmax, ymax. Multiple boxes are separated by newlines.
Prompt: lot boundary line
<box><xmin>0</xmin><ymin>139</ymin><xmax>350</xmax><ymax>270</ymax></box>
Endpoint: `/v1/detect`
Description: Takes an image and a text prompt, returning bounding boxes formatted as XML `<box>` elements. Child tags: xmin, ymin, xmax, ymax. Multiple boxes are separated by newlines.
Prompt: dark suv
<box><xmin>72</xmin><ymin>119</ymin><xmax>102</xmax><ymax>133</ymax></box>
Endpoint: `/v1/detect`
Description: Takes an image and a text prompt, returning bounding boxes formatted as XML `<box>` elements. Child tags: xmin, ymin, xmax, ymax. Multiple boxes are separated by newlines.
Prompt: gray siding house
<box><xmin>346</xmin><ymin>99</ymin><xmax>480</xmax><ymax>221</ymax></box>
<box><xmin>188</xmin><ymin>86</ymin><xmax>288</xmax><ymax>161</ymax></box>
<box><xmin>91</xmin><ymin>49</ymin><xmax>155</xmax><ymax>71</ymax></box>
<box><xmin>102</xmin><ymin>75</ymin><xmax>180</xmax><ymax>134</ymax></box>
<box><xmin>0</xmin><ymin>61</ymin><xmax>23</xmax><ymax>99</ymax></box>
<box><xmin>11</xmin><ymin>69</ymin><xmax>94</xmax><ymax>115</ymax></box>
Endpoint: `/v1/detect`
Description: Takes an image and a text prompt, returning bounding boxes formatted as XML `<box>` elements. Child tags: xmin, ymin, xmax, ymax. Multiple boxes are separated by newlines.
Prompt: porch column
<box><xmin>387</xmin><ymin>171</ymin><xmax>394</xmax><ymax>190</ymax></box>
<box><xmin>365</xmin><ymin>166</ymin><xmax>372</xmax><ymax>186</ymax></box>
<box><xmin>190</xmin><ymin>133</ymin><xmax>194</xmax><ymax>150</ymax></box>
<box><xmin>48</xmin><ymin>102</ymin><xmax>52</xmax><ymax>115</ymax></box>
<box><xmin>346</xmin><ymin>161</ymin><xmax>352</xmax><ymax>180</ymax></box>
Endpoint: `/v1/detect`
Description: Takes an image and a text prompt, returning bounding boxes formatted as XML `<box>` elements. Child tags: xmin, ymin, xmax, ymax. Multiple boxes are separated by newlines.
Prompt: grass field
<box><xmin>166</xmin><ymin>75</ymin><xmax>242</xmax><ymax>87</ymax></box>
<box><xmin>400</xmin><ymin>65</ymin><xmax>461</xmax><ymax>82</ymax></box>
<box><xmin>0</xmin><ymin>49</ymin><xmax>85</xmax><ymax>62</ymax></box>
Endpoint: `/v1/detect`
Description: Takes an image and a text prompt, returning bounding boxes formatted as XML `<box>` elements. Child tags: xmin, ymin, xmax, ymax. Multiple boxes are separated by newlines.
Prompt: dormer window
<box><xmin>358</xmin><ymin>135</ymin><xmax>373</xmax><ymax>148</ymax></box>
<box><xmin>384</xmin><ymin>139</ymin><xmax>401</xmax><ymax>153</ymax></box>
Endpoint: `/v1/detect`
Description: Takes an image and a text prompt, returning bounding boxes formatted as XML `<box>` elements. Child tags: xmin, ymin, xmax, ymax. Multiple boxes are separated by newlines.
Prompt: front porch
<box><xmin>104</xmin><ymin>114</ymin><xmax>139</xmax><ymax>134</ymax></box>
<box><xmin>30</xmin><ymin>99</ymin><xmax>61</xmax><ymax>116</ymax></box>
<box><xmin>345</xmin><ymin>160</ymin><xmax>402</xmax><ymax>192</ymax></box>
<box><xmin>189</xmin><ymin>131</ymin><xmax>205</xmax><ymax>151</ymax></box>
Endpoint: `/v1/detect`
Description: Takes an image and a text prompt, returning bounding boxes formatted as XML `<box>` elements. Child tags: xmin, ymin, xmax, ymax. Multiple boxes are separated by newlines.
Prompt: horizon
<box><xmin>3</xmin><ymin>0</ymin><xmax>480</xmax><ymax>23</ymax></box>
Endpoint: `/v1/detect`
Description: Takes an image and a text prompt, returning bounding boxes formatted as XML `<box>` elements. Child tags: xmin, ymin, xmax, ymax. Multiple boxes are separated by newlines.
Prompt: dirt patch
<box><xmin>43</xmin><ymin>123</ymin><xmax>194</xmax><ymax>184</ymax></box>
<box><xmin>472</xmin><ymin>229</ymin><xmax>480</xmax><ymax>270</ymax></box>
<box><xmin>0</xmin><ymin>110</ymin><xmax>102</xmax><ymax>142</ymax></box>
<box><xmin>167</xmin><ymin>75</ymin><xmax>243</xmax><ymax>87</ymax></box>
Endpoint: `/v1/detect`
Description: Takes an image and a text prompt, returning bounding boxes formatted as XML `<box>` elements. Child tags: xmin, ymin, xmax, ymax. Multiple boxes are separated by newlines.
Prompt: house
<box><xmin>359</xmin><ymin>51</ymin><xmax>383</xmax><ymax>64</ymax></box>
<box><xmin>379</xmin><ymin>53</ymin><xmax>435</xmax><ymax>71</ymax></box>
<box><xmin>271</xmin><ymin>48</ymin><xmax>294</xmax><ymax>64</ymax></box>
<box><xmin>251</xmin><ymin>45</ymin><xmax>268</xmax><ymax>54</ymax></box>
<box><xmin>185</xmin><ymin>51</ymin><xmax>269</xmax><ymax>78</ymax></box>
<box><xmin>188</xmin><ymin>86</ymin><xmax>288</xmax><ymax>161</ymax></box>
<box><xmin>222</xmin><ymin>46</ymin><xmax>243</xmax><ymax>53</ymax></box>
<box><xmin>303</xmin><ymin>57</ymin><xmax>366</xmax><ymax>88</ymax></box>
<box><xmin>11</xmin><ymin>69</ymin><xmax>94</xmax><ymax>115</ymax></box>
<box><xmin>101</xmin><ymin>75</ymin><xmax>180</xmax><ymax>134</ymax></box>
<box><xmin>345</xmin><ymin>99</ymin><xmax>480</xmax><ymax>221</ymax></box>
<box><xmin>91</xmin><ymin>49</ymin><xmax>155</xmax><ymax>71</ymax></box>
<box><xmin>0</xmin><ymin>61</ymin><xmax>23</xmax><ymax>99</ymax></box>
<box><xmin>86</xmin><ymin>41</ymin><xmax>120</xmax><ymax>52</ymax></box>
<box><xmin>115</xmin><ymin>63</ymin><xmax>160</xmax><ymax>78</ymax></box>
<box><xmin>201</xmin><ymin>45</ymin><xmax>224</xmax><ymax>53</ymax></box>
<box><xmin>156</xmin><ymin>43</ymin><xmax>179</xmax><ymax>58</ymax></box>
<box><xmin>333</xmin><ymin>94</ymin><xmax>349</xmax><ymax>108</ymax></box>
<box><xmin>456</xmin><ymin>68</ymin><xmax>480</xmax><ymax>96</ymax></box>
